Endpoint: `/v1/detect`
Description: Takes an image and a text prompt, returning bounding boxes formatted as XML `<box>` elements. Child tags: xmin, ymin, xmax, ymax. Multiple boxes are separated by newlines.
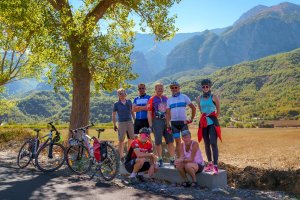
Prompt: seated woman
<box><xmin>175</xmin><ymin>129</ymin><xmax>205</xmax><ymax>187</ymax></box>
<box><xmin>124</xmin><ymin>127</ymin><xmax>158</xmax><ymax>183</ymax></box>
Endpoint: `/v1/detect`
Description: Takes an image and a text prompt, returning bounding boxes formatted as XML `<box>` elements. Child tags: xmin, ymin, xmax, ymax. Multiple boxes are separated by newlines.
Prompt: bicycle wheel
<box><xmin>17</xmin><ymin>140</ymin><xmax>33</xmax><ymax>169</ymax></box>
<box><xmin>99</xmin><ymin>143</ymin><xmax>120</xmax><ymax>181</ymax></box>
<box><xmin>35</xmin><ymin>143</ymin><xmax>66</xmax><ymax>172</ymax></box>
<box><xmin>66</xmin><ymin>144</ymin><xmax>92</xmax><ymax>174</ymax></box>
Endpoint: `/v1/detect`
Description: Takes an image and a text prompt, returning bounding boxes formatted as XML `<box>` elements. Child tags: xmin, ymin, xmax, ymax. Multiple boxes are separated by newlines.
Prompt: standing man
<box><xmin>112</xmin><ymin>88</ymin><xmax>135</xmax><ymax>162</ymax></box>
<box><xmin>148</xmin><ymin>82</ymin><xmax>175</xmax><ymax>167</ymax></box>
<box><xmin>166</xmin><ymin>81</ymin><xmax>196</xmax><ymax>157</ymax></box>
<box><xmin>132</xmin><ymin>83</ymin><xmax>151</xmax><ymax>136</ymax></box>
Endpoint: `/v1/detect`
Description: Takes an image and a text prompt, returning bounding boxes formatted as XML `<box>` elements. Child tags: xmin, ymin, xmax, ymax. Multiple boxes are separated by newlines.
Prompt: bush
<box><xmin>0</xmin><ymin>128</ymin><xmax>33</xmax><ymax>143</ymax></box>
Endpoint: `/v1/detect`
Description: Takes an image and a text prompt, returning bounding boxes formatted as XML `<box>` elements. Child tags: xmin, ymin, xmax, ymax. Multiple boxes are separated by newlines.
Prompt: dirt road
<box><xmin>0</xmin><ymin>152</ymin><xmax>175</xmax><ymax>200</ymax></box>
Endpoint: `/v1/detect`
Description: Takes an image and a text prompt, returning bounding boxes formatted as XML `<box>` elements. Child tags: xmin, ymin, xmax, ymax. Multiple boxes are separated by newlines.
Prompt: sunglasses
<box><xmin>140</xmin><ymin>133</ymin><xmax>149</xmax><ymax>138</ymax></box>
<box><xmin>171</xmin><ymin>86</ymin><xmax>178</xmax><ymax>89</ymax></box>
<box><xmin>138</xmin><ymin>87</ymin><xmax>145</xmax><ymax>90</ymax></box>
<box><xmin>202</xmin><ymin>85</ymin><xmax>209</xmax><ymax>89</ymax></box>
<box><xmin>118</xmin><ymin>93</ymin><xmax>126</xmax><ymax>96</ymax></box>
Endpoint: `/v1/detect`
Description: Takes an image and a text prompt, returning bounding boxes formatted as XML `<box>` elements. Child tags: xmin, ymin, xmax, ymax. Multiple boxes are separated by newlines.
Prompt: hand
<box><xmin>174</xmin><ymin>158</ymin><xmax>183</xmax><ymax>166</ymax></box>
<box><xmin>114</xmin><ymin>125</ymin><xmax>118</xmax><ymax>132</ymax></box>
<box><xmin>148</xmin><ymin>126</ymin><xmax>153</xmax><ymax>133</ymax></box>
<box><xmin>166</xmin><ymin>127</ymin><xmax>172</xmax><ymax>134</ymax></box>
<box><xmin>185</xmin><ymin>119</ymin><xmax>192</xmax><ymax>124</ymax></box>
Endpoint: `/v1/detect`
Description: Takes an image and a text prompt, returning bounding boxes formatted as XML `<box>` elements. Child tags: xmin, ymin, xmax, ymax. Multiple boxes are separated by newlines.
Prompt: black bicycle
<box><xmin>66</xmin><ymin>124</ymin><xmax>119</xmax><ymax>181</ymax></box>
<box><xmin>17</xmin><ymin>122</ymin><xmax>66</xmax><ymax>172</ymax></box>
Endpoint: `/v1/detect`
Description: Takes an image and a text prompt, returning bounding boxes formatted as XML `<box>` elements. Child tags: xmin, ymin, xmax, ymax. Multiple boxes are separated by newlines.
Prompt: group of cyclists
<box><xmin>112</xmin><ymin>79</ymin><xmax>222</xmax><ymax>186</ymax></box>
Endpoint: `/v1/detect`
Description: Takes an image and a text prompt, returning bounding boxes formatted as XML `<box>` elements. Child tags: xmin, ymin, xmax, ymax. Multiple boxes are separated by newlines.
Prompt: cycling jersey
<box><xmin>133</xmin><ymin>94</ymin><xmax>151</xmax><ymax>119</ymax></box>
<box><xmin>167</xmin><ymin>93</ymin><xmax>191</xmax><ymax>121</ymax></box>
<box><xmin>125</xmin><ymin>139</ymin><xmax>153</xmax><ymax>162</ymax></box>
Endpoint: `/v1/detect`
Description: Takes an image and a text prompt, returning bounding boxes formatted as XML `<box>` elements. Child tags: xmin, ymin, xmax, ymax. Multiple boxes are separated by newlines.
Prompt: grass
<box><xmin>1</xmin><ymin>126</ymin><xmax>299</xmax><ymax>170</ymax></box>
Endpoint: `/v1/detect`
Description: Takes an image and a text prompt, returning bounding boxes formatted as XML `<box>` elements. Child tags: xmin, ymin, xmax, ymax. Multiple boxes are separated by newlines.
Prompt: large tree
<box><xmin>0</xmin><ymin>0</ymin><xmax>180</xmax><ymax>132</ymax></box>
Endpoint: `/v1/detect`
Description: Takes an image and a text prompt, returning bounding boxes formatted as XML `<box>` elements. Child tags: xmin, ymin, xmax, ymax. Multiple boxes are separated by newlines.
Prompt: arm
<box><xmin>134</xmin><ymin>148</ymin><xmax>156</xmax><ymax>159</ymax></box>
<box><xmin>112</xmin><ymin>111</ymin><xmax>117</xmax><ymax>130</ymax></box>
<box><xmin>147</xmin><ymin>99</ymin><xmax>153</xmax><ymax>128</ymax></box>
<box><xmin>183</xmin><ymin>142</ymin><xmax>199</xmax><ymax>163</ymax></box>
<box><xmin>132</xmin><ymin>104</ymin><xmax>148</xmax><ymax>112</ymax></box>
<box><xmin>188</xmin><ymin>103</ymin><xmax>196</xmax><ymax>122</ymax></box>
<box><xmin>197</xmin><ymin>96</ymin><xmax>201</xmax><ymax>113</ymax></box>
<box><xmin>213</xmin><ymin>95</ymin><xmax>221</xmax><ymax>116</ymax></box>
<box><xmin>166</xmin><ymin>108</ymin><xmax>171</xmax><ymax>128</ymax></box>
<box><xmin>147</xmin><ymin>111</ymin><xmax>153</xmax><ymax>127</ymax></box>
<box><xmin>131</xmin><ymin>110</ymin><xmax>135</xmax><ymax>121</ymax></box>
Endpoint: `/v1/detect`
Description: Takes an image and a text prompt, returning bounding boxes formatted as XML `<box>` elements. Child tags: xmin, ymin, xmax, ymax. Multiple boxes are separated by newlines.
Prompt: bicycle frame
<box><xmin>33</xmin><ymin>124</ymin><xmax>60</xmax><ymax>159</ymax></box>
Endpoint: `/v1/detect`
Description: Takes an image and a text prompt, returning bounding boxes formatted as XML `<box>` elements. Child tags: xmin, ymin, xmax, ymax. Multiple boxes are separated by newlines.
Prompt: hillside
<box><xmin>161</xmin><ymin>2</ymin><xmax>300</xmax><ymax>76</ymax></box>
<box><xmin>2</xmin><ymin>48</ymin><xmax>299</xmax><ymax>125</ymax></box>
<box><xmin>179</xmin><ymin>48</ymin><xmax>300</xmax><ymax>124</ymax></box>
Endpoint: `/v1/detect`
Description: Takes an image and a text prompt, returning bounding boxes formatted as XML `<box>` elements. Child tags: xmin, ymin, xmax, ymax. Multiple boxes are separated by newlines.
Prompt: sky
<box><xmin>69</xmin><ymin>0</ymin><xmax>300</xmax><ymax>33</ymax></box>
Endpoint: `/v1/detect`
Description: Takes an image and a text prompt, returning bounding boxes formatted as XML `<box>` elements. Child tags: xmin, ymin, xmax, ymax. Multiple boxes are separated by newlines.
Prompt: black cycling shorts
<box><xmin>134</xmin><ymin>119</ymin><xmax>149</xmax><ymax>135</ymax></box>
<box><xmin>124</xmin><ymin>158</ymin><xmax>151</xmax><ymax>173</ymax></box>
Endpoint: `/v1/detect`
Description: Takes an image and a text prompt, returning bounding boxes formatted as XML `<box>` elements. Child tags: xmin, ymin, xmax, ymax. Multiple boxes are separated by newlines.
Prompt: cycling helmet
<box><xmin>201</xmin><ymin>79</ymin><xmax>212</xmax><ymax>86</ymax></box>
<box><xmin>139</xmin><ymin>127</ymin><xmax>151</xmax><ymax>135</ymax></box>
<box><xmin>170</xmin><ymin>81</ymin><xmax>180</xmax><ymax>88</ymax></box>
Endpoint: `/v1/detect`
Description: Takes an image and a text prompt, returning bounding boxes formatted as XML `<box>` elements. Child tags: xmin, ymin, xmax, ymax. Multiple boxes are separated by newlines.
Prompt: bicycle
<box><xmin>66</xmin><ymin>124</ymin><xmax>120</xmax><ymax>181</ymax></box>
<box><xmin>17</xmin><ymin>122</ymin><xmax>66</xmax><ymax>172</ymax></box>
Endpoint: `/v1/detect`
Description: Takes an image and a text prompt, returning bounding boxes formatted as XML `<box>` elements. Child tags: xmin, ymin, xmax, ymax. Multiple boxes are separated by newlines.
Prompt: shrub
<box><xmin>0</xmin><ymin>128</ymin><xmax>33</xmax><ymax>143</ymax></box>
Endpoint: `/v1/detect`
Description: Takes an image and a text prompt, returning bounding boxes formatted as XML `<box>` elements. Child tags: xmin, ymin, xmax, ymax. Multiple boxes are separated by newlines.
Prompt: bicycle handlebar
<box><xmin>70</xmin><ymin>123</ymin><xmax>95</xmax><ymax>132</ymax></box>
<box><xmin>48</xmin><ymin>122</ymin><xmax>58</xmax><ymax>132</ymax></box>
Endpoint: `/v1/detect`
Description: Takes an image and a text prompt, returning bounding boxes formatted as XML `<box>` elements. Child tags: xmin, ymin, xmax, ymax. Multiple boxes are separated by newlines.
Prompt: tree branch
<box><xmin>47</xmin><ymin>0</ymin><xmax>61</xmax><ymax>11</ymax></box>
<box><xmin>1</xmin><ymin>50</ymin><xmax>7</xmax><ymax>73</ymax></box>
<box><xmin>85</xmin><ymin>0</ymin><xmax>116</xmax><ymax>25</ymax></box>
<box><xmin>9</xmin><ymin>51</ymin><xmax>15</xmax><ymax>74</ymax></box>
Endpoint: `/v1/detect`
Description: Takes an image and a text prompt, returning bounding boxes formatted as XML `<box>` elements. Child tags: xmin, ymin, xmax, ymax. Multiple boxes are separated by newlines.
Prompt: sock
<box><xmin>129</xmin><ymin>172</ymin><xmax>137</xmax><ymax>178</ymax></box>
<box><xmin>170</xmin><ymin>156</ymin><xmax>175</xmax><ymax>161</ymax></box>
<box><xmin>158</xmin><ymin>157</ymin><xmax>162</xmax><ymax>161</ymax></box>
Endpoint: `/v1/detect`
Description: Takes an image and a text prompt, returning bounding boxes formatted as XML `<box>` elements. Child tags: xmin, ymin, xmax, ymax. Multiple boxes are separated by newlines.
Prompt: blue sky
<box><xmin>70</xmin><ymin>0</ymin><xmax>300</xmax><ymax>33</ymax></box>
<box><xmin>170</xmin><ymin>0</ymin><xmax>300</xmax><ymax>32</ymax></box>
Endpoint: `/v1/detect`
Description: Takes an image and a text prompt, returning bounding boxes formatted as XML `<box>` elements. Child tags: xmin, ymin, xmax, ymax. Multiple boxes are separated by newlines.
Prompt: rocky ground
<box><xmin>1</xmin><ymin>148</ymin><xmax>299</xmax><ymax>200</ymax></box>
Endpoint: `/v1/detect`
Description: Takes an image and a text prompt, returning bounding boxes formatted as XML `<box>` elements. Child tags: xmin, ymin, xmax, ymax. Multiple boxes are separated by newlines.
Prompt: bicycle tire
<box><xmin>17</xmin><ymin>140</ymin><xmax>33</xmax><ymax>169</ymax></box>
<box><xmin>99</xmin><ymin>143</ymin><xmax>120</xmax><ymax>181</ymax></box>
<box><xmin>35</xmin><ymin>143</ymin><xmax>66</xmax><ymax>172</ymax></box>
<box><xmin>66</xmin><ymin>144</ymin><xmax>92</xmax><ymax>174</ymax></box>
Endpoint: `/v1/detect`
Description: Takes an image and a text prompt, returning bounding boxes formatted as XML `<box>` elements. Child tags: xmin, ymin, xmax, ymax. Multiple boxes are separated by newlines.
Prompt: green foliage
<box><xmin>177</xmin><ymin>48</ymin><xmax>300</xmax><ymax>122</ymax></box>
<box><xmin>0</xmin><ymin>128</ymin><xmax>32</xmax><ymax>143</ymax></box>
<box><xmin>0</xmin><ymin>90</ymin><xmax>117</xmax><ymax>124</ymax></box>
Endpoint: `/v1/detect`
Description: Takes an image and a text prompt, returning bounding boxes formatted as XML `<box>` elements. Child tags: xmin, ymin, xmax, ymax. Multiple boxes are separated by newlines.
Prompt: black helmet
<box><xmin>201</xmin><ymin>79</ymin><xmax>212</xmax><ymax>86</ymax></box>
<box><xmin>139</xmin><ymin>127</ymin><xmax>151</xmax><ymax>135</ymax></box>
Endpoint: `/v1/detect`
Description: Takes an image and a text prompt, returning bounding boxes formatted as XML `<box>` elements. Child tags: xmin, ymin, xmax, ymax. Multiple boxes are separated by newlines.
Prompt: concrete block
<box><xmin>120</xmin><ymin>163</ymin><xmax>227</xmax><ymax>189</ymax></box>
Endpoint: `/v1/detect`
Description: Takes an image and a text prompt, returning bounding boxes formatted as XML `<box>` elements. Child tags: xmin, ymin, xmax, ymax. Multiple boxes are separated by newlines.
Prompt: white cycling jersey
<box><xmin>167</xmin><ymin>93</ymin><xmax>191</xmax><ymax>121</ymax></box>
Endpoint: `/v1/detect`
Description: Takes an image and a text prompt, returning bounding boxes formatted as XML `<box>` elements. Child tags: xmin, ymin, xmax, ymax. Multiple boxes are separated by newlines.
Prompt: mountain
<box><xmin>178</xmin><ymin>48</ymin><xmax>300</xmax><ymax>123</ymax></box>
<box><xmin>234</xmin><ymin>5</ymin><xmax>268</xmax><ymax>25</ymax></box>
<box><xmin>1</xmin><ymin>48</ymin><xmax>299</xmax><ymax>124</ymax></box>
<box><xmin>130</xmin><ymin>51</ymin><xmax>154</xmax><ymax>84</ymax></box>
<box><xmin>4</xmin><ymin>79</ymin><xmax>39</xmax><ymax>96</ymax></box>
<box><xmin>161</xmin><ymin>2</ymin><xmax>300</xmax><ymax>76</ymax></box>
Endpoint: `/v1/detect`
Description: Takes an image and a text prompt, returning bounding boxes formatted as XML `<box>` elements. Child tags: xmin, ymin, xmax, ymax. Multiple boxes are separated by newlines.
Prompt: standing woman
<box><xmin>112</xmin><ymin>88</ymin><xmax>135</xmax><ymax>162</ymax></box>
<box><xmin>197</xmin><ymin>79</ymin><xmax>222</xmax><ymax>175</ymax></box>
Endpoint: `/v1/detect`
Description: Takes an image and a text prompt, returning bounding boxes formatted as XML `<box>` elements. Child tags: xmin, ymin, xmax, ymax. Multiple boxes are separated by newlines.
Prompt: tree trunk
<box><xmin>69</xmin><ymin>47</ymin><xmax>91</xmax><ymax>138</ymax></box>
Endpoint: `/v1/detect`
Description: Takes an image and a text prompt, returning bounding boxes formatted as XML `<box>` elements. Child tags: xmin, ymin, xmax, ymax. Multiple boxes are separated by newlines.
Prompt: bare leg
<box><xmin>127</xmin><ymin>139</ymin><xmax>133</xmax><ymax>151</ymax></box>
<box><xmin>175</xmin><ymin>138</ymin><xmax>181</xmax><ymax>157</ymax></box>
<box><xmin>176</xmin><ymin>163</ymin><xmax>188</xmax><ymax>182</ymax></box>
<box><xmin>133</xmin><ymin>158</ymin><xmax>146</xmax><ymax>173</ymax></box>
<box><xmin>156</xmin><ymin>144</ymin><xmax>162</xmax><ymax>158</ymax></box>
<box><xmin>118</xmin><ymin>141</ymin><xmax>124</xmax><ymax>159</ymax></box>
<box><xmin>167</xmin><ymin>142</ymin><xmax>175</xmax><ymax>158</ymax></box>
<box><xmin>184</xmin><ymin>163</ymin><xmax>198</xmax><ymax>182</ymax></box>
